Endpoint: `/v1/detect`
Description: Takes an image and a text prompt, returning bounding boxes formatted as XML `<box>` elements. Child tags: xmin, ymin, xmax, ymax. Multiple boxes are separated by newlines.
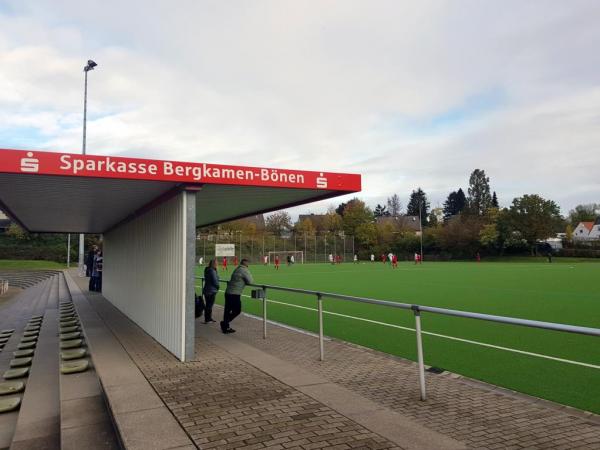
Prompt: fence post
<box><xmin>412</xmin><ymin>305</ymin><xmax>427</xmax><ymax>401</ymax></box>
<box><xmin>317</xmin><ymin>293</ymin><xmax>324</xmax><ymax>361</ymax></box>
<box><xmin>263</xmin><ymin>287</ymin><xmax>268</xmax><ymax>339</ymax></box>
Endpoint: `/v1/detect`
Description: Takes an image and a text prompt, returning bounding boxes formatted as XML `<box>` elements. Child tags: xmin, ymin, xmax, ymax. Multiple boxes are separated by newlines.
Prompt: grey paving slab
<box><xmin>103</xmin><ymin>382</ymin><xmax>165</xmax><ymax>415</ymax></box>
<box><xmin>220</xmin><ymin>306</ymin><xmax>600</xmax><ymax>450</ymax></box>
<box><xmin>200</xmin><ymin>321</ymin><xmax>465</xmax><ymax>450</ymax></box>
<box><xmin>116</xmin><ymin>407</ymin><xmax>194</xmax><ymax>450</ymax></box>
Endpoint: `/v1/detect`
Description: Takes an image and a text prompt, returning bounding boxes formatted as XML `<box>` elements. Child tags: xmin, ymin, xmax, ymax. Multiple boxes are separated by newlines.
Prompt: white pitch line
<box><xmin>194</xmin><ymin>286</ymin><xmax>600</xmax><ymax>370</ymax></box>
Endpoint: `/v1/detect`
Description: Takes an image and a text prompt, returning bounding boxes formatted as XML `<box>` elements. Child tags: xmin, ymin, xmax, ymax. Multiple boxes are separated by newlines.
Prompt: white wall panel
<box><xmin>103</xmin><ymin>191</ymin><xmax>195</xmax><ymax>361</ymax></box>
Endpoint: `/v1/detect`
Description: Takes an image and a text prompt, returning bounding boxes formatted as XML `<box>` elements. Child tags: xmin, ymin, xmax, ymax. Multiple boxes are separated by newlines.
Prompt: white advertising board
<box><xmin>215</xmin><ymin>243</ymin><xmax>235</xmax><ymax>257</ymax></box>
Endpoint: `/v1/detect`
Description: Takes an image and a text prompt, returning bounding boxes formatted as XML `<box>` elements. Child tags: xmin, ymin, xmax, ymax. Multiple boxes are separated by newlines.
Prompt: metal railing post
<box><xmin>412</xmin><ymin>305</ymin><xmax>427</xmax><ymax>401</ymax></box>
<box><xmin>263</xmin><ymin>287</ymin><xmax>268</xmax><ymax>339</ymax></box>
<box><xmin>317</xmin><ymin>293</ymin><xmax>324</xmax><ymax>361</ymax></box>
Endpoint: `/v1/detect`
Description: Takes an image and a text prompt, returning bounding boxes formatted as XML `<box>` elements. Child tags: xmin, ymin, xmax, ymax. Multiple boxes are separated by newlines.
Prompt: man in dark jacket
<box><xmin>86</xmin><ymin>245</ymin><xmax>98</xmax><ymax>278</ymax></box>
<box><xmin>221</xmin><ymin>259</ymin><xmax>253</xmax><ymax>333</ymax></box>
<box><xmin>202</xmin><ymin>259</ymin><xmax>219</xmax><ymax>323</ymax></box>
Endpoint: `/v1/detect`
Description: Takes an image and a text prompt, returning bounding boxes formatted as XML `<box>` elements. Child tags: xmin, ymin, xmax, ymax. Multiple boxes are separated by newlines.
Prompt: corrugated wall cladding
<box><xmin>103</xmin><ymin>191</ymin><xmax>195</xmax><ymax>361</ymax></box>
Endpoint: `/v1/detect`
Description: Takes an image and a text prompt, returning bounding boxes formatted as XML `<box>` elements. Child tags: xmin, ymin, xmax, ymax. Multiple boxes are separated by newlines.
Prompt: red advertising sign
<box><xmin>0</xmin><ymin>148</ymin><xmax>361</xmax><ymax>192</ymax></box>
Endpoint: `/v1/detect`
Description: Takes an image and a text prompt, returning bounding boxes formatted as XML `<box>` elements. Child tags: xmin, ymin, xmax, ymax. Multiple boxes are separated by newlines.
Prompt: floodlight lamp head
<box><xmin>84</xmin><ymin>60</ymin><xmax>98</xmax><ymax>72</ymax></box>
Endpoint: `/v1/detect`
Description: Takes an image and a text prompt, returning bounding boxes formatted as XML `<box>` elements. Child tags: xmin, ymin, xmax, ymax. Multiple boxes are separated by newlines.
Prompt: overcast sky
<box><xmin>1</xmin><ymin>0</ymin><xmax>599</xmax><ymax>219</ymax></box>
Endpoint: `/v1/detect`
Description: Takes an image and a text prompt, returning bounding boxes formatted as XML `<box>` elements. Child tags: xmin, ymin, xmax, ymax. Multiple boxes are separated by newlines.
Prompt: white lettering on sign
<box><xmin>20</xmin><ymin>152</ymin><xmax>39</xmax><ymax>173</ymax></box>
<box><xmin>163</xmin><ymin>162</ymin><xmax>202</xmax><ymax>180</ymax></box>
<box><xmin>55</xmin><ymin>154</ymin><xmax>311</xmax><ymax>186</ymax></box>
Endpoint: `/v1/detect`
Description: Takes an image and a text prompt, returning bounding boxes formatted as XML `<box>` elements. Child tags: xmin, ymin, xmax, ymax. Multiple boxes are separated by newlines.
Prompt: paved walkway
<box><xmin>74</xmin><ymin>278</ymin><xmax>600</xmax><ymax>450</ymax></box>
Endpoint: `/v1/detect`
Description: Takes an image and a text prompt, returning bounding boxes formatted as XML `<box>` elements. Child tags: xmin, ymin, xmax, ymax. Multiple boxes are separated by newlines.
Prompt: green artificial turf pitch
<box><xmin>196</xmin><ymin>260</ymin><xmax>600</xmax><ymax>414</ymax></box>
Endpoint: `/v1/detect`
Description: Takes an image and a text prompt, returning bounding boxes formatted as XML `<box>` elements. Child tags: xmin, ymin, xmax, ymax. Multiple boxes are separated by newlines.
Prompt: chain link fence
<box><xmin>196</xmin><ymin>232</ymin><xmax>356</xmax><ymax>264</ymax></box>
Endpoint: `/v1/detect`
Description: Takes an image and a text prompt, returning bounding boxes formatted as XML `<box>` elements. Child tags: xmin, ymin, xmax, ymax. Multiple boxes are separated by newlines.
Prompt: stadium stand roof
<box><xmin>0</xmin><ymin>148</ymin><xmax>361</xmax><ymax>233</ymax></box>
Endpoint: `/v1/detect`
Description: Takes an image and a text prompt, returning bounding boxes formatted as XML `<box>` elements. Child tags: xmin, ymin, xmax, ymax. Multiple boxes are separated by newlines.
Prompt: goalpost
<box><xmin>267</xmin><ymin>251</ymin><xmax>304</xmax><ymax>264</ymax></box>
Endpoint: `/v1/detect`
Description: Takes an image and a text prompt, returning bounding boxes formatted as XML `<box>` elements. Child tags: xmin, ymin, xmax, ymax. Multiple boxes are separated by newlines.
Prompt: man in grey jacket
<box><xmin>221</xmin><ymin>259</ymin><xmax>254</xmax><ymax>333</ymax></box>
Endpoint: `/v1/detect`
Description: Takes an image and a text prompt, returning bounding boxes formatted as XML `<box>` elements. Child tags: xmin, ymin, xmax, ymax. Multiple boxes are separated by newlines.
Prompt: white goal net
<box><xmin>266</xmin><ymin>251</ymin><xmax>304</xmax><ymax>264</ymax></box>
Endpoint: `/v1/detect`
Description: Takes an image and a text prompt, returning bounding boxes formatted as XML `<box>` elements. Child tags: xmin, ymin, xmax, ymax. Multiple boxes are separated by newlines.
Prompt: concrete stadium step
<box><xmin>57</xmin><ymin>274</ymin><xmax>119</xmax><ymax>450</ymax></box>
<box><xmin>0</xmin><ymin>278</ymin><xmax>53</xmax><ymax>450</ymax></box>
<box><xmin>9</xmin><ymin>274</ymin><xmax>60</xmax><ymax>450</ymax></box>
<box><xmin>0</xmin><ymin>271</ymin><xmax>60</xmax><ymax>290</ymax></box>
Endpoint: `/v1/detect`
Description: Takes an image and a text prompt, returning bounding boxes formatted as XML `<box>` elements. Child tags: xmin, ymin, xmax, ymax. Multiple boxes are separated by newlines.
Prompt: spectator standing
<box><xmin>86</xmin><ymin>244</ymin><xmax>98</xmax><ymax>278</ymax></box>
<box><xmin>91</xmin><ymin>250</ymin><xmax>103</xmax><ymax>292</ymax></box>
<box><xmin>221</xmin><ymin>259</ymin><xmax>253</xmax><ymax>334</ymax></box>
<box><xmin>202</xmin><ymin>259</ymin><xmax>219</xmax><ymax>323</ymax></box>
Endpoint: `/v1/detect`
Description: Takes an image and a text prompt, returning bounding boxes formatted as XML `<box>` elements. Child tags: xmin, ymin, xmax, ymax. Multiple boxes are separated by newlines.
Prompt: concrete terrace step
<box><xmin>57</xmin><ymin>274</ymin><xmax>119</xmax><ymax>450</ymax></box>
<box><xmin>9</xmin><ymin>275</ymin><xmax>60</xmax><ymax>450</ymax></box>
<box><xmin>0</xmin><ymin>271</ymin><xmax>60</xmax><ymax>290</ymax></box>
<box><xmin>0</xmin><ymin>278</ymin><xmax>51</xmax><ymax>450</ymax></box>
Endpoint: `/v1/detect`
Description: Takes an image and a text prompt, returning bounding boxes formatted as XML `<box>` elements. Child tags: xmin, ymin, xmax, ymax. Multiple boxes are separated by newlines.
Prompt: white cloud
<box><xmin>1</xmin><ymin>0</ymin><xmax>599</xmax><ymax>219</ymax></box>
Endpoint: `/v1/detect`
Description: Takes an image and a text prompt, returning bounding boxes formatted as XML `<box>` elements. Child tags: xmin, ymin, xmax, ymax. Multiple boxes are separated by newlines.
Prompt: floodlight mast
<box><xmin>419</xmin><ymin>201</ymin><xmax>424</xmax><ymax>262</ymax></box>
<box><xmin>78</xmin><ymin>59</ymin><xmax>98</xmax><ymax>277</ymax></box>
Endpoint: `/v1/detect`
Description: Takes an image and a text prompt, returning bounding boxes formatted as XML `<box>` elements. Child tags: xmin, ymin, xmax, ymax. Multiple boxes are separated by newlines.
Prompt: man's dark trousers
<box><xmin>222</xmin><ymin>293</ymin><xmax>241</xmax><ymax>330</ymax></box>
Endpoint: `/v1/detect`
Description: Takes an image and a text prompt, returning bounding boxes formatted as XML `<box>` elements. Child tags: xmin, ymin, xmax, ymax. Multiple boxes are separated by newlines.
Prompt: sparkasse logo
<box><xmin>316</xmin><ymin>173</ymin><xmax>328</xmax><ymax>189</ymax></box>
<box><xmin>20</xmin><ymin>152</ymin><xmax>40</xmax><ymax>173</ymax></box>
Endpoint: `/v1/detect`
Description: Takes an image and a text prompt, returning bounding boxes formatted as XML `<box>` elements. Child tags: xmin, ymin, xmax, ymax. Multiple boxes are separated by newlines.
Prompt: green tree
<box><xmin>295</xmin><ymin>218</ymin><xmax>316</xmax><ymax>235</ymax></box>
<box><xmin>479</xmin><ymin>223</ymin><xmax>499</xmax><ymax>250</ymax></box>
<box><xmin>323</xmin><ymin>207</ymin><xmax>343</xmax><ymax>232</ymax></box>
<box><xmin>428</xmin><ymin>210</ymin><xmax>439</xmax><ymax>227</ymax></box>
<box><xmin>506</xmin><ymin>194</ymin><xmax>562</xmax><ymax>254</ymax></box>
<box><xmin>265</xmin><ymin>211</ymin><xmax>292</xmax><ymax>236</ymax></box>
<box><xmin>443</xmin><ymin>188</ymin><xmax>466</xmax><ymax>220</ymax></box>
<box><xmin>342</xmin><ymin>199</ymin><xmax>374</xmax><ymax>236</ymax></box>
<box><xmin>467</xmin><ymin>169</ymin><xmax>492</xmax><ymax>215</ymax></box>
<box><xmin>568</xmin><ymin>203</ymin><xmax>600</xmax><ymax>226</ymax></box>
<box><xmin>355</xmin><ymin>222</ymin><xmax>378</xmax><ymax>250</ymax></box>
<box><xmin>565</xmin><ymin>223</ymin><xmax>573</xmax><ymax>241</ymax></box>
<box><xmin>406</xmin><ymin>188</ymin><xmax>429</xmax><ymax>225</ymax></box>
<box><xmin>437</xmin><ymin>215</ymin><xmax>482</xmax><ymax>257</ymax></box>
<box><xmin>6</xmin><ymin>223</ymin><xmax>28</xmax><ymax>240</ymax></box>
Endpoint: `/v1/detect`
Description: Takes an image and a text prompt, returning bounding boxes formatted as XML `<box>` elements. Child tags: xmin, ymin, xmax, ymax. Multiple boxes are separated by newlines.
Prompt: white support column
<box><xmin>103</xmin><ymin>190</ymin><xmax>196</xmax><ymax>361</ymax></box>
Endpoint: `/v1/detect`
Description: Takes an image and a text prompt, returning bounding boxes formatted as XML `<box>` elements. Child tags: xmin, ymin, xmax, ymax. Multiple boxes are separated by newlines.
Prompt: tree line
<box><xmin>216</xmin><ymin>168</ymin><xmax>597</xmax><ymax>259</ymax></box>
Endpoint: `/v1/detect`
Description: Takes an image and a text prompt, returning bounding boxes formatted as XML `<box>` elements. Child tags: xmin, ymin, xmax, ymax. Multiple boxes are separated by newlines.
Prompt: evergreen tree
<box><xmin>467</xmin><ymin>169</ymin><xmax>492</xmax><ymax>215</ymax></box>
<box><xmin>443</xmin><ymin>188</ymin><xmax>467</xmax><ymax>220</ymax></box>
<box><xmin>491</xmin><ymin>191</ymin><xmax>499</xmax><ymax>208</ymax></box>
<box><xmin>374</xmin><ymin>204</ymin><xmax>389</xmax><ymax>218</ymax></box>
<box><xmin>406</xmin><ymin>188</ymin><xmax>430</xmax><ymax>225</ymax></box>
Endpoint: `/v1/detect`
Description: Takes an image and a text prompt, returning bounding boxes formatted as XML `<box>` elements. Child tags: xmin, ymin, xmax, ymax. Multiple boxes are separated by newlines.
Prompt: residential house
<box><xmin>572</xmin><ymin>221</ymin><xmax>595</xmax><ymax>240</ymax></box>
<box><xmin>589</xmin><ymin>217</ymin><xmax>600</xmax><ymax>240</ymax></box>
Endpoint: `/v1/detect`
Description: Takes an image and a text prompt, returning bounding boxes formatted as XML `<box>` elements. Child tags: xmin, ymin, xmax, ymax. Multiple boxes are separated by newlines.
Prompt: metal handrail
<box><xmin>197</xmin><ymin>276</ymin><xmax>600</xmax><ymax>400</ymax></box>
